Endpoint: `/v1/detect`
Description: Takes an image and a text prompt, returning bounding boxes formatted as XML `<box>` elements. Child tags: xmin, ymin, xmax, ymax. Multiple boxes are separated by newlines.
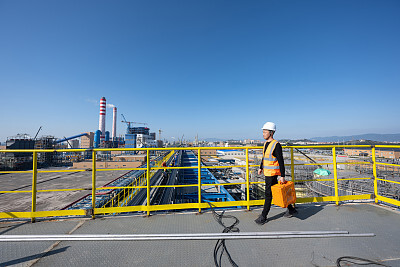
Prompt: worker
<box><xmin>255</xmin><ymin>122</ymin><xmax>297</xmax><ymax>225</ymax></box>
<box><xmin>162</xmin><ymin>161</ymin><xmax>167</xmax><ymax>172</ymax></box>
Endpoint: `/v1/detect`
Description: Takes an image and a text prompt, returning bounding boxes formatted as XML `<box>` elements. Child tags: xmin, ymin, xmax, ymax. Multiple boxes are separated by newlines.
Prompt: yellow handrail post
<box><xmin>198</xmin><ymin>148</ymin><xmax>202</xmax><ymax>213</ymax></box>
<box><xmin>31</xmin><ymin>151</ymin><xmax>38</xmax><ymax>223</ymax></box>
<box><xmin>290</xmin><ymin>147</ymin><xmax>295</xmax><ymax>207</ymax></box>
<box><xmin>332</xmin><ymin>147</ymin><xmax>339</xmax><ymax>205</ymax></box>
<box><xmin>146</xmin><ymin>149</ymin><xmax>151</xmax><ymax>216</ymax></box>
<box><xmin>246</xmin><ymin>148</ymin><xmax>250</xmax><ymax>210</ymax></box>
<box><xmin>372</xmin><ymin>146</ymin><xmax>378</xmax><ymax>203</ymax></box>
<box><xmin>290</xmin><ymin>147</ymin><xmax>295</xmax><ymax>183</ymax></box>
<box><xmin>91</xmin><ymin>150</ymin><xmax>96</xmax><ymax>219</ymax></box>
<box><xmin>123</xmin><ymin>188</ymin><xmax>126</xmax><ymax>206</ymax></box>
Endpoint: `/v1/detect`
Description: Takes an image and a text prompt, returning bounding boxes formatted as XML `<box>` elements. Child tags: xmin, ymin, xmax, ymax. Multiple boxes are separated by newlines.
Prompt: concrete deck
<box><xmin>0</xmin><ymin>168</ymin><xmax>128</xmax><ymax>212</ymax></box>
<box><xmin>1</xmin><ymin>203</ymin><xmax>400</xmax><ymax>266</ymax></box>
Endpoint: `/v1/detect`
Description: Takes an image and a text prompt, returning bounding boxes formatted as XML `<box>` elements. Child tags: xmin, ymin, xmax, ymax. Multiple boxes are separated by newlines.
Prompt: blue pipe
<box><xmin>56</xmin><ymin>133</ymin><xmax>89</xmax><ymax>143</ymax></box>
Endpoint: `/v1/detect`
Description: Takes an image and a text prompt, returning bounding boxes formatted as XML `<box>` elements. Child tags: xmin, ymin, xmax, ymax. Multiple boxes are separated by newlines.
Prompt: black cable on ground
<box><xmin>207</xmin><ymin>204</ymin><xmax>387</xmax><ymax>267</ymax></box>
<box><xmin>207</xmin><ymin>202</ymin><xmax>240</xmax><ymax>267</ymax></box>
<box><xmin>336</xmin><ymin>256</ymin><xmax>389</xmax><ymax>266</ymax></box>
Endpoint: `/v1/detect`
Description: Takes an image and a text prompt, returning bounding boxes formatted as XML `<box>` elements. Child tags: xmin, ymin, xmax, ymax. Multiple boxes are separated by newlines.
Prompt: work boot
<box><xmin>255</xmin><ymin>215</ymin><xmax>267</xmax><ymax>225</ymax></box>
<box><xmin>283</xmin><ymin>207</ymin><xmax>298</xmax><ymax>218</ymax></box>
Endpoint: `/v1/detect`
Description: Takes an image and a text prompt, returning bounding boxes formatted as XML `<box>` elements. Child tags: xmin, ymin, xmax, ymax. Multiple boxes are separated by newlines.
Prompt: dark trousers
<box><xmin>261</xmin><ymin>175</ymin><xmax>295</xmax><ymax>218</ymax></box>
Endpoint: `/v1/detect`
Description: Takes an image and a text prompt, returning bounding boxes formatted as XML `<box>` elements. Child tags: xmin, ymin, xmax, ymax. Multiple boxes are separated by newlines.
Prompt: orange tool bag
<box><xmin>271</xmin><ymin>181</ymin><xmax>296</xmax><ymax>208</ymax></box>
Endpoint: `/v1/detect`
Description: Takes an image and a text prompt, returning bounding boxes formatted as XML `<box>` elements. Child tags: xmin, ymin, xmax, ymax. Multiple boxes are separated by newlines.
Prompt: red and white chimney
<box><xmin>99</xmin><ymin>97</ymin><xmax>106</xmax><ymax>140</ymax></box>
<box><xmin>112</xmin><ymin>107</ymin><xmax>117</xmax><ymax>140</ymax></box>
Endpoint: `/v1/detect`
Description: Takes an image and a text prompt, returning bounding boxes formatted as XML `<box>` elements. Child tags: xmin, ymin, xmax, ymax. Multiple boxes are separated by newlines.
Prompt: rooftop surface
<box><xmin>1</xmin><ymin>203</ymin><xmax>400</xmax><ymax>266</ymax></box>
<box><xmin>0</xmin><ymin>168</ymin><xmax>128</xmax><ymax>212</ymax></box>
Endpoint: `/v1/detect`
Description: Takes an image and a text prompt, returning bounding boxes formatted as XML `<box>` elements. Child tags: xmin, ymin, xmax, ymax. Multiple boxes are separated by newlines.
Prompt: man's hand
<box><xmin>278</xmin><ymin>176</ymin><xmax>286</xmax><ymax>184</ymax></box>
<box><xmin>257</xmin><ymin>168</ymin><xmax>263</xmax><ymax>175</ymax></box>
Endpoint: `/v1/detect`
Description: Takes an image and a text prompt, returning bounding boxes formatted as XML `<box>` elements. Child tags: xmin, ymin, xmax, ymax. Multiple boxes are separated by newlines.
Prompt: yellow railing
<box><xmin>100</xmin><ymin>151</ymin><xmax>175</xmax><ymax>214</ymax></box>
<box><xmin>0</xmin><ymin>145</ymin><xmax>399</xmax><ymax>221</ymax></box>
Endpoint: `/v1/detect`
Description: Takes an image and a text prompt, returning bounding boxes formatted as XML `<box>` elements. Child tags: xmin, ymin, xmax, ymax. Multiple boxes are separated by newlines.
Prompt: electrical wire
<box><xmin>207</xmin><ymin>204</ymin><xmax>385</xmax><ymax>267</ymax></box>
<box><xmin>336</xmin><ymin>256</ymin><xmax>389</xmax><ymax>266</ymax></box>
<box><xmin>207</xmin><ymin>202</ymin><xmax>240</xmax><ymax>267</ymax></box>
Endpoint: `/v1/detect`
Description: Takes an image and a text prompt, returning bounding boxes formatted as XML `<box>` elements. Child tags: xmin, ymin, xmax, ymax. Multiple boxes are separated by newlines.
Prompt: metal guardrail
<box><xmin>0</xmin><ymin>145</ymin><xmax>399</xmax><ymax>221</ymax></box>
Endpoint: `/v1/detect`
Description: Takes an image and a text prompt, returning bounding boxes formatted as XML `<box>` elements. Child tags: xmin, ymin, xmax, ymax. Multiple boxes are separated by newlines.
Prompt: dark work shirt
<box><xmin>259</xmin><ymin>141</ymin><xmax>285</xmax><ymax>177</ymax></box>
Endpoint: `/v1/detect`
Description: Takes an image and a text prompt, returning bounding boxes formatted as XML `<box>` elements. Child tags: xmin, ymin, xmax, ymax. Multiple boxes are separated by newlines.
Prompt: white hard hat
<box><xmin>262</xmin><ymin>122</ymin><xmax>276</xmax><ymax>131</ymax></box>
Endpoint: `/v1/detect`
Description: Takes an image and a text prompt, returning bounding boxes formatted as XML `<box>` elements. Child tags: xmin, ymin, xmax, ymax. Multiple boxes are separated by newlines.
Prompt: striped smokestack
<box><xmin>99</xmin><ymin>97</ymin><xmax>106</xmax><ymax>140</ymax></box>
<box><xmin>112</xmin><ymin>107</ymin><xmax>117</xmax><ymax>140</ymax></box>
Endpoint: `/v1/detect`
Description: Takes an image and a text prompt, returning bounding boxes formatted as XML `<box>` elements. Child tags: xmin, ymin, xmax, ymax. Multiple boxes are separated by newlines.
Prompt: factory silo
<box><xmin>94</xmin><ymin>130</ymin><xmax>101</xmax><ymax>148</ymax></box>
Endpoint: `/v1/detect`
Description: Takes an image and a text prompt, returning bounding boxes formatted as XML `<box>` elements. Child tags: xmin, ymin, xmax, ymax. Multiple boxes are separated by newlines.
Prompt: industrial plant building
<box><xmin>344</xmin><ymin>147</ymin><xmax>400</xmax><ymax>159</ymax></box>
<box><xmin>0</xmin><ymin>97</ymin><xmax>162</xmax><ymax>171</ymax></box>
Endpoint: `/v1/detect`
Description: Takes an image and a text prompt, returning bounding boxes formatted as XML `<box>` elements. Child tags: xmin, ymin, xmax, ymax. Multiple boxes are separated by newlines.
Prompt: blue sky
<box><xmin>0</xmin><ymin>0</ymin><xmax>399</xmax><ymax>142</ymax></box>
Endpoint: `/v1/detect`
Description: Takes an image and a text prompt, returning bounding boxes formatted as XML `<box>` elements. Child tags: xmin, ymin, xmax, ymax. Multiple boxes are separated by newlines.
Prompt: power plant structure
<box><xmin>98</xmin><ymin>96</ymin><xmax>106</xmax><ymax>141</ymax></box>
<box><xmin>0</xmin><ymin>96</ymin><xmax>161</xmax><ymax>170</ymax></box>
<box><xmin>112</xmin><ymin>107</ymin><xmax>117</xmax><ymax>140</ymax></box>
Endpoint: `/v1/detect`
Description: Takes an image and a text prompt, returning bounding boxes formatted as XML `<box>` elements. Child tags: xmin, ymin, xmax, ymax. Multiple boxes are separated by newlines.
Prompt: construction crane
<box><xmin>121</xmin><ymin>114</ymin><xmax>148</xmax><ymax>128</ymax></box>
<box><xmin>286</xmin><ymin>141</ymin><xmax>323</xmax><ymax>169</ymax></box>
<box><xmin>34</xmin><ymin>126</ymin><xmax>42</xmax><ymax>140</ymax></box>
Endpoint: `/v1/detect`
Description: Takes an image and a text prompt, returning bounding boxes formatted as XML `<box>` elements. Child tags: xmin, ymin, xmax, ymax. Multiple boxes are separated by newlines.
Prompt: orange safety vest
<box><xmin>262</xmin><ymin>139</ymin><xmax>281</xmax><ymax>176</ymax></box>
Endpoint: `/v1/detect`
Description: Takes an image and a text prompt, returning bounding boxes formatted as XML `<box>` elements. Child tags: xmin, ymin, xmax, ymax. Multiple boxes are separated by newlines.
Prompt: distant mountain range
<box><xmin>310</xmin><ymin>133</ymin><xmax>400</xmax><ymax>142</ymax></box>
<box><xmin>201</xmin><ymin>133</ymin><xmax>400</xmax><ymax>143</ymax></box>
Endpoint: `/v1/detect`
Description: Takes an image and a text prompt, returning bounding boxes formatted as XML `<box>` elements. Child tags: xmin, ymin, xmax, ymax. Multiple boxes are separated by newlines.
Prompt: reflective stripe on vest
<box><xmin>263</xmin><ymin>139</ymin><xmax>281</xmax><ymax>176</ymax></box>
<box><xmin>263</xmin><ymin>165</ymin><xmax>280</xmax><ymax>169</ymax></box>
<box><xmin>263</xmin><ymin>157</ymin><xmax>277</xmax><ymax>161</ymax></box>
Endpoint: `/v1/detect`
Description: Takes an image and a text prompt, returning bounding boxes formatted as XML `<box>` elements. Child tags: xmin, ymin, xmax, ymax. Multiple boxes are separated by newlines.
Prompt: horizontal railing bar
<box><xmin>0</xmin><ymin>190</ymin><xmax>32</xmax><ymax>194</ymax></box>
<box><xmin>293</xmin><ymin>177</ymin><xmax>373</xmax><ymax>182</ymax></box>
<box><xmin>292</xmin><ymin>163</ymin><xmax>332</xmax><ymax>166</ymax></box>
<box><xmin>290</xmin><ymin>162</ymin><xmax>371</xmax><ymax>166</ymax></box>
<box><xmin>294</xmin><ymin>179</ymin><xmax>334</xmax><ymax>182</ymax></box>
<box><xmin>0</xmin><ymin>231</ymin><xmax>350</xmax><ymax>239</ymax></box>
<box><xmin>149</xmin><ymin>184</ymin><xmax>198</xmax><ymax>188</ymax></box>
<box><xmin>0</xmin><ymin>232</ymin><xmax>375</xmax><ymax>241</ymax></box>
<box><xmin>37</xmin><ymin>170</ymin><xmax>87</xmax><ymax>173</ymax></box>
<box><xmin>375</xmin><ymin>195</ymin><xmax>400</xmax><ymax>206</ymax></box>
<box><xmin>0</xmin><ymin>195</ymin><xmax>373</xmax><ymax>219</ymax></box>
<box><xmin>0</xmin><ymin>210</ymin><xmax>87</xmax><ymax>219</ymax></box>
<box><xmin>201</xmin><ymin>182</ymin><xmax>245</xmax><ymax>186</ymax></box>
<box><xmin>250</xmin><ymin>181</ymin><xmax>265</xmax><ymax>184</ymax></box>
<box><xmin>98</xmin><ymin>186</ymin><xmax>147</xmax><ymax>190</ymax></box>
<box><xmin>376</xmin><ymin>162</ymin><xmax>400</xmax><ymax>167</ymax></box>
<box><xmin>96</xmin><ymin>167</ymin><xmax>146</xmax><ymax>171</ymax></box>
<box><xmin>37</xmin><ymin>188</ymin><xmax>88</xmax><ymax>193</ymax></box>
<box><xmin>375</xmin><ymin>145</ymin><xmax>400</xmax><ymax>148</ymax></box>
<box><xmin>285</xmin><ymin>145</ymin><xmax>373</xmax><ymax>149</ymax></box>
<box><xmin>0</xmin><ymin>161</ymin><xmax>375</xmax><ymax>175</ymax></box>
<box><xmin>201</xmin><ymin>165</ymin><xmax>246</xmax><ymax>169</ymax></box>
<box><xmin>376</xmin><ymin>178</ymin><xmax>400</xmax><ymax>185</ymax></box>
<box><xmin>0</xmin><ymin>171</ymin><xmax>33</xmax><ymax>174</ymax></box>
<box><xmin>149</xmin><ymin>166</ymin><xmax>200</xmax><ymax>170</ymax></box>
<box><xmin>0</xmin><ymin>178</ymin><xmax>375</xmax><ymax>194</ymax></box>
<box><xmin>339</xmin><ymin>162</ymin><xmax>371</xmax><ymax>165</ymax></box>
<box><xmin>338</xmin><ymin>177</ymin><xmax>372</xmax><ymax>181</ymax></box>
